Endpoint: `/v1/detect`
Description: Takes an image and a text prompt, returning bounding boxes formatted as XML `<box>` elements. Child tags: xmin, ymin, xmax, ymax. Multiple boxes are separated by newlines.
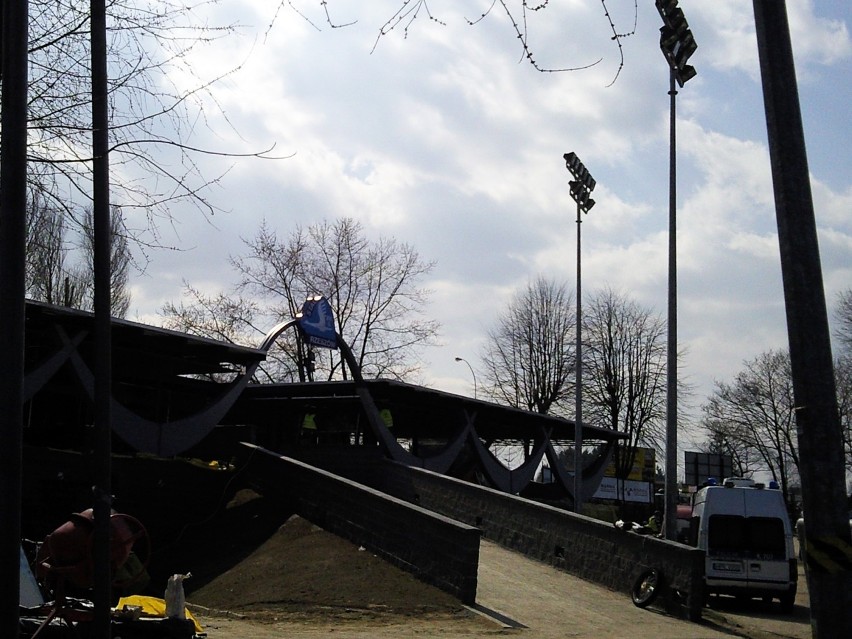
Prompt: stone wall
<box><xmin>234</xmin><ymin>443</ymin><xmax>480</xmax><ymax>604</ymax></box>
<box><xmin>378</xmin><ymin>459</ymin><xmax>705</xmax><ymax>620</ymax></box>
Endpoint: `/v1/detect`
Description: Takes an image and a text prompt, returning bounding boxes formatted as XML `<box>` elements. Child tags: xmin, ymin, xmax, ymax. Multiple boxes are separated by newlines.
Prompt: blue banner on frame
<box><xmin>298</xmin><ymin>296</ymin><xmax>338</xmax><ymax>349</ymax></box>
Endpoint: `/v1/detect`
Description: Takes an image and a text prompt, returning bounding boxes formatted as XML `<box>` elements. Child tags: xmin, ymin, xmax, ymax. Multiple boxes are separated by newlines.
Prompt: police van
<box><xmin>688</xmin><ymin>477</ymin><xmax>797</xmax><ymax>612</ymax></box>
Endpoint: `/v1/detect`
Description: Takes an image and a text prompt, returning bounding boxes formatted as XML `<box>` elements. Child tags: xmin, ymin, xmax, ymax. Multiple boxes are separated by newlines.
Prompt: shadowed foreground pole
<box><xmin>752</xmin><ymin>2</ymin><xmax>852</xmax><ymax>636</ymax></box>
<box><xmin>91</xmin><ymin>0</ymin><xmax>113</xmax><ymax>636</ymax></box>
<box><xmin>0</xmin><ymin>1</ymin><xmax>29</xmax><ymax>637</ymax></box>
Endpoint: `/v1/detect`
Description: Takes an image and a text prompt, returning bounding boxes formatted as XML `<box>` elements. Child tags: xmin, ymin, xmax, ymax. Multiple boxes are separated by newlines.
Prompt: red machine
<box><xmin>30</xmin><ymin>508</ymin><xmax>149</xmax><ymax>636</ymax></box>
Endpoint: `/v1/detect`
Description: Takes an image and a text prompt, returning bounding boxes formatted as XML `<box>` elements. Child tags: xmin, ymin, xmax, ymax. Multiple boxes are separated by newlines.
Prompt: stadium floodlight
<box><xmin>562</xmin><ymin>151</ymin><xmax>597</xmax><ymax>514</ymax></box>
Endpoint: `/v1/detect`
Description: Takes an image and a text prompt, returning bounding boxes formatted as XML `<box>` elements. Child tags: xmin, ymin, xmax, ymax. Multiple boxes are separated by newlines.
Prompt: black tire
<box><xmin>779</xmin><ymin>588</ymin><xmax>796</xmax><ymax>614</ymax></box>
<box><xmin>632</xmin><ymin>569</ymin><xmax>662</xmax><ymax>608</ymax></box>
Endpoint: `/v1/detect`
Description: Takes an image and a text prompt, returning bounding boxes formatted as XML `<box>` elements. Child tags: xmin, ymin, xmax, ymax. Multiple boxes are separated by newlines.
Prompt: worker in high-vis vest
<box><xmin>302</xmin><ymin>412</ymin><xmax>317</xmax><ymax>430</ymax></box>
<box><xmin>301</xmin><ymin>409</ymin><xmax>318</xmax><ymax>444</ymax></box>
<box><xmin>379</xmin><ymin>408</ymin><xmax>393</xmax><ymax>429</ymax></box>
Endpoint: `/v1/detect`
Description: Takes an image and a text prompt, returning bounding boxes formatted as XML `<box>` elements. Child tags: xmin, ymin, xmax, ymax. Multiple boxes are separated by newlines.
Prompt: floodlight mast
<box><xmin>657</xmin><ymin>0</ymin><xmax>698</xmax><ymax>87</ymax></box>
<box><xmin>563</xmin><ymin>152</ymin><xmax>596</xmax><ymax>514</ymax></box>
<box><xmin>655</xmin><ymin>0</ymin><xmax>697</xmax><ymax>542</ymax></box>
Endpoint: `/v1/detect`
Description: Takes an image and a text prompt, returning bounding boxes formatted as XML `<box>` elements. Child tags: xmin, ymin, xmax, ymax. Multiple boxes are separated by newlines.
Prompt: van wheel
<box><xmin>780</xmin><ymin>590</ymin><xmax>795</xmax><ymax>614</ymax></box>
<box><xmin>632</xmin><ymin>569</ymin><xmax>662</xmax><ymax>608</ymax></box>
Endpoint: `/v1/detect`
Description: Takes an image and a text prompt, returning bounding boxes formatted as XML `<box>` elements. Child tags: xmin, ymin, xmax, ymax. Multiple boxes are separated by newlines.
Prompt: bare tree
<box><xmin>160</xmin><ymin>283</ymin><xmax>290</xmax><ymax>382</ymax></box>
<box><xmin>162</xmin><ymin>283</ymin><xmax>259</xmax><ymax>346</ymax></box>
<box><xmin>479</xmin><ymin>277</ymin><xmax>576</xmax><ymax>415</ymax></box>
<box><xmin>834</xmin><ymin>354</ymin><xmax>852</xmax><ymax>481</ymax></box>
<box><xmin>165</xmin><ymin>217</ymin><xmax>440</xmax><ymax>381</ymax></box>
<box><xmin>280</xmin><ymin>1</ymin><xmax>636</xmax><ymax>84</ymax></box>
<box><xmin>701</xmin><ymin>350</ymin><xmax>800</xmax><ymax>506</ymax></box>
<box><xmin>702</xmin><ymin>340</ymin><xmax>852</xmax><ymax>491</ymax></box>
<box><xmin>583</xmin><ymin>288</ymin><xmax>667</xmax><ymax>481</ymax></box>
<box><xmin>21</xmin><ymin>1</ymin><xmax>265</xmax><ymax>254</ymax></box>
<box><xmin>25</xmin><ymin>195</ymin><xmax>84</xmax><ymax>307</ymax></box>
<box><xmin>833</xmin><ymin>289</ymin><xmax>852</xmax><ymax>481</ymax></box>
<box><xmin>78</xmin><ymin>207</ymin><xmax>133</xmax><ymax>318</ymax></box>
<box><xmin>699</xmin><ymin>426</ymin><xmax>756</xmax><ymax>479</ymax></box>
<box><xmin>837</xmin><ymin>288</ymin><xmax>852</xmax><ymax>353</ymax></box>
<box><xmin>23</xmin><ymin>0</ymin><xmax>637</xmax><ymax>245</ymax></box>
<box><xmin>25</xmin><ymin>197</ymin><xmax>132</xmax><ymax>316</ymax></box>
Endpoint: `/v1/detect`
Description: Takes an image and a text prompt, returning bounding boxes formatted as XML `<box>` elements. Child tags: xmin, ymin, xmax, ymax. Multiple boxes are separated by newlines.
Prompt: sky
<box><xmin>126</xmin><ymin>1</ymin><xmax>851</xmax><ymax>453</ymax></box>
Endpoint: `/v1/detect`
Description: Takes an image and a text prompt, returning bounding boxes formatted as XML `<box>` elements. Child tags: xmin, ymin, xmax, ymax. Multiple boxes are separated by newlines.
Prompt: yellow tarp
<box><xmin>115</xmin><ymin>595</ymin><xmax>203</xmax><ymax>633</ymax></box>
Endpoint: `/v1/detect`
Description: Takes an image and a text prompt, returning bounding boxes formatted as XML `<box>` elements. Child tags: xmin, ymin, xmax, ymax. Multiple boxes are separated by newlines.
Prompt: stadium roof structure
<box><xmin>23</xmin><ymin>300</ymin><xmax>265</xmax><ymax>455</ymax></box>
<box><xmin>228</xmin><ymin>378</ymin><xmax>623</xmax><ymax>446</ymax></box>
<box><xmin>22</xmin><ymin>300</ymin><xmax>625</xmax><ymax>498</ymax></box>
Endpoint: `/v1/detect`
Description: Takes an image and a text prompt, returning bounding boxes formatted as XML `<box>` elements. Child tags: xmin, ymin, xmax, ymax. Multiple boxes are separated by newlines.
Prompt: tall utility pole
<box><xmin>655</xmin><ymin>0</ymin><xmax>697</xmax><ymax>542</ymax></box>
<box><xmin>752</xmin><ymin>2</ymin><xmax>852</xmax><ymax>636</ymax></box>
<box><xmin>1</xmin><ymin>1</ymin><xmax>30</xmax><ymax>637</ymax></box>
<box><xmin>563</xmin><ymin>152</ymin><xmax>596</xmax><ymax>514</ymax></box>
<box><xmin>91</xmin><ymin>0</ymin><xmax>114</xmax><ymax>636</ymax></box>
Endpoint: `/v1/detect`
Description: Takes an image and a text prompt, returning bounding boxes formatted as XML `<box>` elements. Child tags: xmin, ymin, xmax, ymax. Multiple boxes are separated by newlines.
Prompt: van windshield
<box><xmin>707</xmin><ymin>515</ymin><xmax>786</xmax><ymax>559</ymax></box>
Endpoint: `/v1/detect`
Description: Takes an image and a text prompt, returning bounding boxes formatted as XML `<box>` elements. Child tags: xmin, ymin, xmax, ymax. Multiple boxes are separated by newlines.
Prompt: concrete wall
<box><xmin>378</xmin><ymin>459</ymin><xmax>706</xmax><ymax>621</ymax></box>
<box><xmin>294</xmin><ymin>446</ymin><xmax>387</xmax><ymax>488</ymax></box>
<box><xmin>234</xmin><ymin>443</ymin><xmax>480</xmax><ymax>604</ymax></box>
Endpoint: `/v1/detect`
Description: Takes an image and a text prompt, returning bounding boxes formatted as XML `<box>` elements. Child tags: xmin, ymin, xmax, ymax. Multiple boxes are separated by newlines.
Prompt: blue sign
<box><xmin>297</xmin><ymin>296</ymin><xmax>338</xmax><ymax>349</ymax></box>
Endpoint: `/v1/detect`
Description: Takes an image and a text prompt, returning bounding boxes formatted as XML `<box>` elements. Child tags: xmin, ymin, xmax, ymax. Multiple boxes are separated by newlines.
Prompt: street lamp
<box><xmin>563</xmin><ymin>151</ymin><xmax>596</xmax><ymax>514</ymax></box>
<box><xmin>655</xmin><ymin>0</ymin><xmax>697</xmax><ymax>541</ymax></box>
<box><xmin>454</xmin><ymin>357</ymin><xmax>478</xmax><ymax>399</ymax></box>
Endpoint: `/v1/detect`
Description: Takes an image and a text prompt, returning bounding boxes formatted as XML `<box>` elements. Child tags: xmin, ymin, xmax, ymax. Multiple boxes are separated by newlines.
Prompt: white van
<box><xmin>688</xmin><ymin>477</ymin><xmax>797</xmax><ymax>612</ymax></box>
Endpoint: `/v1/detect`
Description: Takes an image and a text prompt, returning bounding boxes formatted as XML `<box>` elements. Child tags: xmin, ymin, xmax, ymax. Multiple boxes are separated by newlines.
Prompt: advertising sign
<box><xmin>592</xmin><ymin>477</ymin><xmax>654</xmax><ymax>503</ymax></box>
<box><xmin>603</xmin><ymin>446</ymin><xmax>656</xmax><ymax>482</ymax></box>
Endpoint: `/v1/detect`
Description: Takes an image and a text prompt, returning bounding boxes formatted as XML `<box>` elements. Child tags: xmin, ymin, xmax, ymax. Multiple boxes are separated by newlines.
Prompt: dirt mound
<box><xmin>185</xmin><ymin>490</ymin><xmax>466</xmax><ymax>622</ymax></box>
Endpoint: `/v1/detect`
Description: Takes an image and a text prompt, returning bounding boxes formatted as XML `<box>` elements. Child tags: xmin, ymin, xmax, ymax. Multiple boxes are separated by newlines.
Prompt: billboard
<box><xmin>592</xmin><ymin>477</ymin><xmax>654</xmax><ymax>503</ymax></box>
<box><xmin>684</xmin><ymin>451</ymin><xmax>733</xmax><ymax>487</ymax></box>
<box><xmin>604</xmin><ymin>446</ymin><xmax>656</xmax><ymax>482</ymax></box>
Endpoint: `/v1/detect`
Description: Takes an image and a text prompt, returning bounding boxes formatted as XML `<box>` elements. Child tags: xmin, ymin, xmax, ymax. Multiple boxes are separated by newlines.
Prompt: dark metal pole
<box><xmin>574</xmin><ymin>197</ymin><xmax>583</xmax><ymax>513</ymax></box>
<box><xmin>0</xmin><ymin>2</ymin><xmax>29</xmax><ymax>636</ymax></box>
<box><xmin>752</xmin><ymin>2</ymin><xmax>852</xmax><ymax>635</ymax></box>
<box><xmin>91</xmin><ymin>0</ymin><xmax>113</xmax><ymax>635</ymax></box>
<box><xmin>664</xmin><ymin>65</ymin><xmax>679</xmax><ymax>541</ymax></box>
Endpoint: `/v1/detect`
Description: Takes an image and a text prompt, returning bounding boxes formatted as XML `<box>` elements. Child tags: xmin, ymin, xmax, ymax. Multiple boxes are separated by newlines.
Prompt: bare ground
<box><xmin>182</xmin><ymin>489</ymin><xmax>494</xmax><ymax>636</ymax></box>
<box><xmin>176</xmin><ymin>489</ymin><xmax>812</xmax><ymax>639</ymax></box>
<box><xmin>186</xmin><ymin>502</ymin><xmax>469</xmax><ymax>620</ymax></box>
<box><xmin>24</xmin><ymin>451</ymin><xmax>811</xmax><ymax>638</ymax></box>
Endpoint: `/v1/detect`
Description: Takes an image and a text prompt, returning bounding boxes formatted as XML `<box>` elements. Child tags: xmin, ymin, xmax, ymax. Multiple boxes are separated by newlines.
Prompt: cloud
<box><xmin>126</xmin><ymin>0</ymin><xmax>850</xmax><ymax>421</ymax></box>
<box><xmin>690</xmin><ymin>0</ymin><xmax>851</xmax><ymax>78</ymax></box>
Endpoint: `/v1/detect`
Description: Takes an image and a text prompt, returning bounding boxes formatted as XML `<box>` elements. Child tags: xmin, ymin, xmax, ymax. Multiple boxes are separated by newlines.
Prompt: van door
<box><xmin>743</xmin><ymin>516</ymin><xmax>789</xmax><ymax>590</ymax></box>
<box><xmin>705</xmin><ymin>514</ymin><xmax>749</xmax><ymax>588</ymax></box>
